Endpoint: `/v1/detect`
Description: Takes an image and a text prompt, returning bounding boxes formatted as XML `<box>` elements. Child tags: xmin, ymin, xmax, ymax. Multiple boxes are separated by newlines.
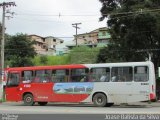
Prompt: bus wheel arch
<box><xmin>92</xmin><ymin>92</ymin><xmax>108</xmax><ymax>107</ymax></box>
<box><xmin>23</xmin><ymin>92</ymin><xmax>35</xmax><ymax>106</ymax></box>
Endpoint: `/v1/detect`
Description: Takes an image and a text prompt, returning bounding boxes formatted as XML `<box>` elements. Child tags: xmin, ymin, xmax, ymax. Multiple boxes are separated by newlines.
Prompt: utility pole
<box><xmin>0</xmin><ymin>2</ymin><xmax>16</xmax><ymax>101</ymax></box>
<box><xmin>72</xmin><ymin>23</ymin><xmax>81</xmax><ymax>46</ymax></box>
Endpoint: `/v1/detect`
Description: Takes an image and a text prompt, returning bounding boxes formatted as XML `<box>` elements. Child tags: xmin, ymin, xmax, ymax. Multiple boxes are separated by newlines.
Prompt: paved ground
<box><xmin>0</xmin><ymin>101</ymin><xmax>160</xmax><ymax>114</ymax></box>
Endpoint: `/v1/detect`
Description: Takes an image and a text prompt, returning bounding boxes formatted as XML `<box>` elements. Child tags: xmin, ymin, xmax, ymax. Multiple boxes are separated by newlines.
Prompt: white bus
<box><xmin>5</xmin><ymin>61</ymin><xmax>156</xmax><ymax>107</ymax></box>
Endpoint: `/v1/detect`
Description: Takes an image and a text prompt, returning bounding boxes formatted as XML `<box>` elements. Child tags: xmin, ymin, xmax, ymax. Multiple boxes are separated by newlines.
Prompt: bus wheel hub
<box><xmin>26</xmin><ymin>97</ymin><xmax>31</xmax><ymax>102</ymax></box>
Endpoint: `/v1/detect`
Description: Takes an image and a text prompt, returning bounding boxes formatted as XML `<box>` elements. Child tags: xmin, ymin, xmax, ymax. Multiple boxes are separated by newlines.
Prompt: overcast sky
<box><xmin>0</xmin><ymin>0</ymin><xmax>107</xmax><ymax>41</ymax></box>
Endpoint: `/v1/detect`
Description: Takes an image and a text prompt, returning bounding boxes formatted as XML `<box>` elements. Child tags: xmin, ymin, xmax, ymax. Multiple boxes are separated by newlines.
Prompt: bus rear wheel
<box><xmin>93</xmin><ymin>93</ymin><xmax>107</xmax><ymax>107</ymax></box>
<box><xmin>23</xmin><ymin>94</ymin><xmax>35</xmax><ymax>106</ymax></box>
<box><xmin>38</xmin><ymin>102</ymin><xmax>48</xmax><ymax>106</ymax></box>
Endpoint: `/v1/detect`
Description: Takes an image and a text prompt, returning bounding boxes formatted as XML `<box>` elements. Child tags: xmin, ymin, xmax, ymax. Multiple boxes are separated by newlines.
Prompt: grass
<box><xmin>32</xmin><ymin>55</ymin><xmax>70</xmax><ymax>66</ymax></box>
<box><xmin>0</xmin><ymin>90</ymin><xmax>6</xmax><ymax>102</ymax></box>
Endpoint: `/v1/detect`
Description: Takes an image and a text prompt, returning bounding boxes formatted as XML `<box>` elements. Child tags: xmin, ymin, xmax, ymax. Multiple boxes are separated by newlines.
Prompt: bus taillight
<box><xmin>150</xmin><ymin>85</ymin><xmax>156</xmax><ymax>100</ymax></box>
<box><xmin>150</xmin><ymin>93</ymin><xmax>155</xmax><ymax>100</ymax></box>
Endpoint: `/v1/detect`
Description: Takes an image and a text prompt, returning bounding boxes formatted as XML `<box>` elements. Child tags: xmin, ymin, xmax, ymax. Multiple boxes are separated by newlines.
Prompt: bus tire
<box><xmin>23</xmin><ymin>94</ymin><xmax>35</xmax><ymax>106</ymax></box>
<box><xmin>93</xmin><ymin>93</ymin><xmax>107</xmax><ymax>107</ymax></box>
<box><xmin>38</xmin><ymin>102</ymin><xmax>48</xmax><ymax>106</ymax></box>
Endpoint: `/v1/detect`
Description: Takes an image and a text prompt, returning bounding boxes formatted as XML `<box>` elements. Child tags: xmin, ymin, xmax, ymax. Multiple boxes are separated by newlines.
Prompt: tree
<box><xmin>98</xmin><ymin>0</ymin><xmax>160</xmax><ymax>70</ymax></box>
<box><xmin>40</xmin><ymin>55</ymin><xmax>48</xmax><ymax>65</ymax></box>
<box><xmin>0</xmin><ymin>23</ymin><xmax>2</xmax><ymax>37</ymax></box>
<box><xmin>5</xmin><ymin>33</ymin><xmax>36</xmax><ymax>67</ymax></box>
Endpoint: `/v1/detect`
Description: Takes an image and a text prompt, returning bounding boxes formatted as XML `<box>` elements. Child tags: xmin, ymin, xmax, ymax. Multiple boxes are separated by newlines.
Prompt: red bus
<box><xmin>4</xmin><ymin>62</ymin><xmax>156</xmax><ymax>107</ymax></box>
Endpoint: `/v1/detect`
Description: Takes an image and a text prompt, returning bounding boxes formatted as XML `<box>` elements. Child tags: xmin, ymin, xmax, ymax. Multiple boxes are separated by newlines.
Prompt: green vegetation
<box><xmin>98</xmin><ymin>0</ymin><xmax>160</xmax><ymax>70</ymax></box>
<box><xmin>32</xmin><ymin>55</ymin><xmax>70</xmax><ymax>66</ymax></box>
<box><xmin>5</xmin><ymin>33</ymin><xmax>36</xmax><ymax>67</ymax></box>
<box><xmin>157</xmin><ymin>78</ymin><xmax>160</xmax><ymax>90</ymax></box>
<box><xmin>68</xmin><ymin>46</ymin><xmax>100</xmax><ymax>64</ymax></box>
<box><xmin>32</xmin><ymin>46</ymin><xmax>100</xmax><ymax>66</ymax></box>
<box><xmin>0</xmin><ymin>89</ymin><xmax>6</xmax><ymax>102</ymax></box>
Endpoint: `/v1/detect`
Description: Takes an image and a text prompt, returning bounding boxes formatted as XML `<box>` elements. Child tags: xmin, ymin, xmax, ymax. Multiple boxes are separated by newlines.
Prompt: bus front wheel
<box><xmin>93</xmin><ymin>93</ymin><xmax>107</xmax><ymax>107</ymax></box>
<box><xmin>23</xmin><ymin>94</ymin><xmax>35</xmax><ymax>106</ymax></box>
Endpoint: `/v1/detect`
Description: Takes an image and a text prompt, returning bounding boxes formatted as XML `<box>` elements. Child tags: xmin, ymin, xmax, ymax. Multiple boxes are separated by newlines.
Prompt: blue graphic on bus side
<box><xmin>53</xmin><ymin>83</ymin><xmax>93</xmax><ymax>94</ymax></box>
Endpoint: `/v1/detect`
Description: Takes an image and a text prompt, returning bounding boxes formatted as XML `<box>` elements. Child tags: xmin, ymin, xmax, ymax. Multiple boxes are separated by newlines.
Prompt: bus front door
<box><xmin>5</xmin><ymin>71</ymin><xmax>21</xmax><ymax>101</ymax></box>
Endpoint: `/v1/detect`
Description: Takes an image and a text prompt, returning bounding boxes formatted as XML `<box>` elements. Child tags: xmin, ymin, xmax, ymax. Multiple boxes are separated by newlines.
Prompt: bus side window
<box><xmin>34</xmin><ymin>70</ymin><xmax>52</xmax><ymax>83</ymax></box>
<box><xmin>70</xmin><ymin>68</ymin><xmax>89</xmax><ymax>82</ymax></box>
<box><xmin>34</xmin><ymin>70</ymin><xmax>44</xmax><ymax>83</ymax></box>
<box><xmin>45</xmin><ymin>70</ymin><xmax>52</xmax><ymax>82</ymax></box>
<box><xmin>90</xmin><ymin>68</ymin><xmax>110</xmax><ymax>82</ymax></box>
<box><xmin>22</xmin><ymin>71</ymin><xmax>33</xmax><ymax>83</ymax></box>
<box><xmin>111</xmin><ymin>67</ymin><xmax>133</xmax><ymax>82</ymax></box>
<box><xmin>52</xmin><ymin>69</ymin><xmax>68</xmax><ymax>83</ymax></box>
<box><xmin>134</xmin><ymin>66</ymin><xmax>148</xmax><ymax>82</ymax></box>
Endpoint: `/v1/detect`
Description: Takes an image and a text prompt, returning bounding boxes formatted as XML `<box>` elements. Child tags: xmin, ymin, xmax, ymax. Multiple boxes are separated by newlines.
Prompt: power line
<box><xmin>16</xmin><ymin>13</ymin><xmax>99</xmax><ymax>17</ymax></box>
<box><xmin>13</xmin><ymin>8</ymin><xmax>160</xmax><ymax>17</ymax></box>
<box><xmin>11</xmin><ymin>16</ymin><xmax>99</xmax><ymax>23</ymax></box>
<box><xmin>102</xmin><ymin>8</ymin><xmax>160</xmax><ymax>16</ymax></box>
<box><xmin>8</xmin><ymin>8</ymin><xmax>160</xmax><ymax>24</ymax></box>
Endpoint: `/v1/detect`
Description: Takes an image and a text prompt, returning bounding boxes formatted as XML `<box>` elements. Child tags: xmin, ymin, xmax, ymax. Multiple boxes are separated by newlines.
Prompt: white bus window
<box><xmin>111</xmin><ymin>67</ymin><xmax>133</xmax><ymax>82</ymax></box>
<box><xmin>134</xmin><ymin>66</ymin><xmax>148</xmax><ymax>82</ymax></box>
<box><xmin>52</xmin><ymin>69</ymin><xmax>69</xmax><ymax>83</ymax></box>
<box><xmin>71</xmin><ymin>69</ymin><xmax>89</xmax><ymax>82</ymax></box>
<box><xmin>90</xmin><ymin>68</ymin><xmax>110</xmax><ymax>82</ymax></box>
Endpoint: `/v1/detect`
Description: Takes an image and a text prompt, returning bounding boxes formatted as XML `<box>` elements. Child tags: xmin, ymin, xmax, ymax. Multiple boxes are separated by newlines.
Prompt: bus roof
<box><xmin>5</xmin><ymin>64</ymin><xmax>85</xmax><ymax>71</ymax></box>
<box><xmin>85</xmin><ymin>61</ymin><xmax>153</xmax><ymax>68</ymax></box>
<box><xmin>5</xmin><ymin>61</ymin><xmax>153</xmax><ymax>71</ymax></box>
